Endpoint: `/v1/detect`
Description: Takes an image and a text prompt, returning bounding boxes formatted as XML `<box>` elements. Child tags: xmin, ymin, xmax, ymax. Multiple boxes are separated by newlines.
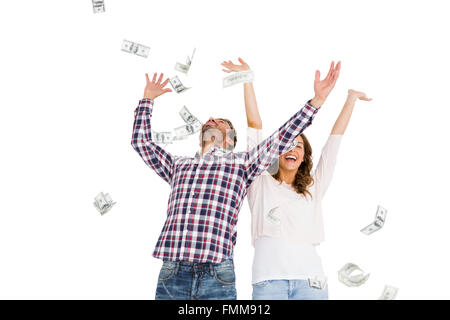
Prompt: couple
<box><xmin>131</xmin><ymin>58</ymin><xmax>370</xmax><ymax>300</ymax></box>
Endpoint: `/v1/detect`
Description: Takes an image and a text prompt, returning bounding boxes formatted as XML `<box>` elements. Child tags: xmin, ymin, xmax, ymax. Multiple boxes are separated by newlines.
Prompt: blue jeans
<box><xmin>155</xmin><ymin>259</ymin><xmax>237</xmax><ymax>300</ymax></box>
<box><xmin>252</xmin><ymin>279</ymin><xmax>328</xmax><ymax>300</ymax></box>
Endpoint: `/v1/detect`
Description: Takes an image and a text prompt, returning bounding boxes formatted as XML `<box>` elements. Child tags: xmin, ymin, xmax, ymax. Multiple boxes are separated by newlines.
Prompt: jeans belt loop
<box><xmin>209</xmin><ymin>263</ymin><xmax>214</xmax><ymax>277</ymax></box>
<box><xmin>174</xmin><ymin>261</ymin><xmax>180</xmax><ymax>275</ymax></box>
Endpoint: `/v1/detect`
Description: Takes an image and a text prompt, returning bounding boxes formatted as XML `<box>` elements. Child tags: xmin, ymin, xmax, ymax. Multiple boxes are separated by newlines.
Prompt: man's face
<box><xmin>201</xmin><ymin>117</ymin><xmax>233</xmax><ymax>148</ymax></box>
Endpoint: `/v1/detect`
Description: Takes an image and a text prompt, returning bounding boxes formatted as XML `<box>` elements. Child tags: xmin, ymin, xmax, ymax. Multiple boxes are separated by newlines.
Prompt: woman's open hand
<box><xmin>348</xmin><ymin>89</ymin><xmax>372</xmax><ymax>101</ymax></box>
<box><xmin>221</xmin><ymin>57</ymin><xmax>250</xmax><ymax>73</ymax></box>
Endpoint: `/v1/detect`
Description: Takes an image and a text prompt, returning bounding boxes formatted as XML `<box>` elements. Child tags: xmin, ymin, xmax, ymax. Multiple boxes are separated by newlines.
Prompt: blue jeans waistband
<box><xmin>161</xmin><ymin>259</ymin><xmax>234</xmax><ymax>274</ymax></box>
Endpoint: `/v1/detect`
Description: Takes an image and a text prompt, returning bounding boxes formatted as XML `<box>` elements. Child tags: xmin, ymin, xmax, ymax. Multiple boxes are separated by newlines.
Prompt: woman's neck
<box><xmin>277</xmin><ymin>168</ymin><xmax>297</xmax><ymax>185</ymax></box>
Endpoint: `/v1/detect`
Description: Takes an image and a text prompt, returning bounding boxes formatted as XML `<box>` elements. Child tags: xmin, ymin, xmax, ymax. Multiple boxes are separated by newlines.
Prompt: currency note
<box><xmin>92</xmin><ymin>0</ymin><xmax>105</xmax><ymax>13</ymax></box>
<box><xmin>223</xmin><ymin>70</ymin><xmax>254</xmax><ymax>88</ymax></box>
<box><xmin>173</xmin><ymin>124</ymin><xmax>195</xmax><ymax>140</ymax></box>
<box><xmin>175</xmin><ymin>48</ymin><xmax>196</xmax><ymax>74</ymax></box>
<box><xmin>378</xmin><ymin>285</ymin><xmax>398</xmax><ymax>300</ymax></box>
<box><xmin>375</xmin><ymin>205</ymin><xmax>387</xmax><ymax>225</ymax></box>
<box><xmin>186</xmin><ymin>48</ymin><xmax>196</xmax><ymax>66</ymax></box>
<box><xmin>192</xmin><ymin>120</ymin><xmax>202</xmax><ymax>132</ymax></box>
<box><xmin>174</xmin><ymin>63</ymin><xmax>189</xmax><ymax>74</ymax></box>
<box><xmin>338</xmin><ymin>263</ymin><xmax>370</xmax><ymax>287</ymax></box>
<box><xmin>94</xmin><ymin>192</ymin><xmax>116</xmax><ymax>215</ymax></box>
<box><xmin>151</xmin><ymin>131</ymin><xmax>173</xmax><ymax>144</ymax></box>
<box><xmin>121</xmin><ymin>40</ymin><xmax>150</xmax><ymax>58</ymax></box>
<box><xmin>179</xmin><ymin>106</ymin><xmax>198</xmax><ymax>124</ymax></box>
<box><xmin>265</xmin><ymin>207</ymin><xmax>281</xmax><ymax>225</ymax></box>
<box><xmin>95</xmin><ymin>192</ymin><xmax>108</xmax><ymax>209</ymax></box>
<box><xmin>169</xmin><ymin>76</ymin><xmax>190</xmax><ymax>93</ymax></box>
<box><xmin>308</xmin><ymin>276</ymin><xmax>327</xmax><ymax>290</ymax></box>
<box><xmin>361</xmin><ymin>205</ymin><xmax>388</xmax><ymax>235</ymax></box>
<box><xmin>360</xmin><ymin>223</ymin><xmax>381</xmax><ymax>235</ymax></box>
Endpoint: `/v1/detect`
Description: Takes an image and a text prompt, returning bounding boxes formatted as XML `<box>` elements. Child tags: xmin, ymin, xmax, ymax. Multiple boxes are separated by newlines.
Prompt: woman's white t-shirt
<box><xmin>247</xmin><ymin>128</ymin><xmax>342</xmax><ymax>284</ymax></box>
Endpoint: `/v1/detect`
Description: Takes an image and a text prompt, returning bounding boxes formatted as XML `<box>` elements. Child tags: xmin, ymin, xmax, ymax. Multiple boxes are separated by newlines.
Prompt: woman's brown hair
<box><xmin>271</xmin><ymin>133</ymin><xmax>314</xmax><ymax>199</ymax></box>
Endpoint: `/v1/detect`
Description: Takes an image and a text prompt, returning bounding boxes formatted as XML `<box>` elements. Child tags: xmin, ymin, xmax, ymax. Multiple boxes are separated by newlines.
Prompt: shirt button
<box><xmin>188</xmin><ymin>209</ymin><xmax>191</xmax><ymax>214</ymax></box>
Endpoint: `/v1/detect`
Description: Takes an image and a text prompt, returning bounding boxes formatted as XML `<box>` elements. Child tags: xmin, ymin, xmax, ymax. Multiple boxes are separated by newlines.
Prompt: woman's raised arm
<box><xmin>331</xmin><ymin>89</ymin><xmax>372</xmax><ymax>135</ymax></box>
<box><xmin>221</xmin><ymin>57</ymin><xmax>262</xmax><ymax>129</ymax></box>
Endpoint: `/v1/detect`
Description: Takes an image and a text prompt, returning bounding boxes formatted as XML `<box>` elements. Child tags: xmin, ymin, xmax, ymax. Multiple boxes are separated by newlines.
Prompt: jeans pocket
<box><xmin>253</xmin><ymin>280</ymin><xmax>271</xmax><ymax>288</ymax></box>
<box><xmin>158</xmin><ymin>263</ymin><xmax>177</xmax><ymax>282</ymax></box>
<box><xmin>214</xmin><ymin>265</ymin><xmax>236</xmax><ymax>285</ymax></box>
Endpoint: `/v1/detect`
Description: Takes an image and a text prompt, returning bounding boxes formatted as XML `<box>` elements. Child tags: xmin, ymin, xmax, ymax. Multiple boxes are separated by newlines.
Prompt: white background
<box><xmin>0</xmin><ymin>0</ymin><xmax>449</xmax><ymax>299</ymax></box>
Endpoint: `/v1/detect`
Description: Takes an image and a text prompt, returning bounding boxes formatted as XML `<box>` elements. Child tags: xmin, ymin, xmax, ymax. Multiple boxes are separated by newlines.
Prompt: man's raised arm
<box><xmin>244</xmin><ymin>61</ymin><xmax>341</xmax><ymax>184</ymax></box>
<box><xmin>131</xmin><ymin>73</ymin><xmax>175</xmax><ymax>184</ymax></box>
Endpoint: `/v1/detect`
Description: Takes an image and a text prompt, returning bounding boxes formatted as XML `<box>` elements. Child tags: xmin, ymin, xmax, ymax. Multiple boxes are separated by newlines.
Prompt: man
<box><xmin>131</xmin><ymin>63</ymin><xmax>340</xmax><ymax>300</ymax></box>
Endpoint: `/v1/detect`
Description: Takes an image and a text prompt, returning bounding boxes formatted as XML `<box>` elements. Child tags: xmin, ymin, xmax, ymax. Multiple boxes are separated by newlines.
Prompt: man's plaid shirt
<box><xmin>131</xmin><ymin>98</ymin><xmax>319</xmax><ymax>263</ymax></box>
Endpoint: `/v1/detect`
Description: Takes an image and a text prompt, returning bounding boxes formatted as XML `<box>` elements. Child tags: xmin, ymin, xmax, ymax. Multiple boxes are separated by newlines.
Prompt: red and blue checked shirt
<box><xmin>131</xmin><ymin>98</ymin><xmax>319</xmax><ymax>263</ymax></box>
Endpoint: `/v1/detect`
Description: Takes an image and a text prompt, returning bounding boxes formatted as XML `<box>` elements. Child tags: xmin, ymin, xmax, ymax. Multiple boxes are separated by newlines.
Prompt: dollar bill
<box><xmin>92</xmin><ymin>0</ymin><xmax>105</xmax><ymax>13</ymax></box>
<box><xmin>265</xmin><ymin>207</ymin><xmax>281</xmax><ymax>225</ymax></box>
<box><xmin>173</xmin><ymin>124</ymin><xmax>196</xmax><ymax>140</ymax></box>
<box><xmin>95</xmin><ymin>192</ymin><xmax>107</xmax><ymax>209</ymax></box>
<box><xmin>179</xmin><ymin>106</ymin><xmax>202</xmax><ymax>137</ymax></box>
<box><xmin>169</xmin><ymin>76</ymin><xmax>190</xmax><ymax>93</ymax></box>
<box><xmin>338</xmin><ymin>263</ymin><xmax>370</xmax><ymax>287</ymax></box>
<box><xmin>175</xmin><ymin>48</ymin><xmax>196</xmax><ymax>74</ymax></box>
<box><xmin>360</xmin><ymin>223</ymin><xmax>381</xmax><ymax>235</ymax></box>
<box><xmin>192</xmin><ymin>120</ymin><xmax>202</xmax><ymax>133</ymax></box>
<box><xmin>308</xmin><ymin>276</ymin><xmax>327</xmax><ymax>290</ymax></box>
<box><xmin>179</xmin><ymin>106</ymin><xmax>199</xmax><ymax>125</ymax></box>
<box><xmin>121</xmin><ymin>40</ymin><xmax>150</xmax><ymax>58</ymax></box>
<box><xmin>361</xmin><ymin>205</ymin><xmax>388</xmax><ymax>235</ymax></box>
<box><xmin>94</xmin><ymin>192</ymin><xmax>116</xmax><ymax>215</ymax></box>
<box><xmin>378</xmin><ymin>285</ymin><xmax>399</xmax><ymax>300</ymax></box>
<box><xmin>152</xmin><ymin>131</ymin><xmax>174</xmax><ymax>144</ymax></box>
<box><xmin>375</xmin><ymin>205</ymin><xmax>387</xmax><ymax>225</ymax></box>
<box><xmin>174</xmin><ymin>63</ymin><xmax>189</xmax><ymax>74</ymax></box>
<box><xmin>223</xmin><ymin>70</ymin><xmax>254</xmax><ymax>88</ymax></box>
<box><xmin>150</xmin><ymin>106</ymin><xmax>202</xmax><ymax>144</ymax></box>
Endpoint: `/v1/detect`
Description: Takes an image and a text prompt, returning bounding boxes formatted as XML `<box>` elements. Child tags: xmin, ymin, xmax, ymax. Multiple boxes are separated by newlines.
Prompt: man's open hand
<box><xmin>143</xmin><ymin>73</ymin><xmax>172</xmax><ymax>100</ymax></box>
<box><xmin>310</xmin><ymin>61</ymin><xmax>341</xmax><ymax>108</ymax></box>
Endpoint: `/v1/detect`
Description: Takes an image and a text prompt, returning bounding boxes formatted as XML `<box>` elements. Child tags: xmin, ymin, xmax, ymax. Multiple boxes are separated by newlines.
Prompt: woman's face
<box><xmin>278</xmin><ymin>135</ymin><xmax>305</xmax><ymax>172</ymax></box>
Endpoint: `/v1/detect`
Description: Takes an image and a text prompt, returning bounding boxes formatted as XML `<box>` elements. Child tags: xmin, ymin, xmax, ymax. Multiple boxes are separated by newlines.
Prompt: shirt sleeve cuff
<box><xmin>247</xmin><ymin>127</ymin><xmax>263</xmax><ymax>151</ymax></box>
<box><xmin>135</xmin><ymin>98</ymin><xmax>154</xmax><ymax>112</ymax></box>
<box><xmin>305</xmin><ymin>100</ymin><xmax>319</xmax><ymax>113</ymax></box>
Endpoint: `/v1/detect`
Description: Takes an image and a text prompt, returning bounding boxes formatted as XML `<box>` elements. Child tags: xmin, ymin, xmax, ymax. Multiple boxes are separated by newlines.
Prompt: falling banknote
<box><xmin>223</xmin><ymin>70</ymin><xmax>255</xmax><ymax>88</ymax></box>
<box><xmin>338</xmin><ymin>263</ymin><xmax>370</xmax><ymax>287</ymax></box>
<box><xmin>179</xmin><ymin>106</ymin><xmax>200</xmax><ymax>125</ymax></box>
<box><xmin>175</xmin><ymin>48</ymin><xmax>196</xmax><ymax>74</ymax></box>
<box><xmin>169</xmin><ymin>76</ymin><xmax>190</xmax><ymax>93</ymax></box>
<box><xmin>378</xmin><ymin>285</ymin><xmax>399</xmax><ymax>300</ymax></box>
<box><xmin>151</xmin><ymin>131</ymin><xmax>174</xmax><ymax>144</ymax></box>
<box><xmin>94</xmin><ymin>192</ymin><xmax>116</xmax><ymax>215</ymax></box>
<box><xmin>92</xmin><ymin>0</ymin><xmax>105</xmax><ymax>13</ymax></box>
<box><xmin>151</xmin><ymin>106</ymin><xmax>202</xmax><ymax>144</ymax></box>
<box><xmin>173</xmin><ymin>124</ymin><xmax>196</xmax><ymax>140</ymax></box>
<box><xmin>308</xmin><ymin>276</ymin><xmax>327</xmax><ymax>290</ymax></box>
<box><xmin>179</xmin><ymin>106</ymin><xmax>202</xmax><ymax>134</ymax></box>
<box><xmin>361</xmin><ymin>205</ymin><xmax>388</xmax><ymax>235</ymax></box>
<box><xmin>121</xmin><ymin>40</ymin><xmax>150</xmax><ymax>58</ymax></box>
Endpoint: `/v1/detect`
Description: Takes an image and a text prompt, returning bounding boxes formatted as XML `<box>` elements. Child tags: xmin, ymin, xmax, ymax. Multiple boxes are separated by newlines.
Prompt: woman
<box><xmin>221</xmin><ymin>58</ymin><xmax>370</xmax><ymax>300</ymax></box>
